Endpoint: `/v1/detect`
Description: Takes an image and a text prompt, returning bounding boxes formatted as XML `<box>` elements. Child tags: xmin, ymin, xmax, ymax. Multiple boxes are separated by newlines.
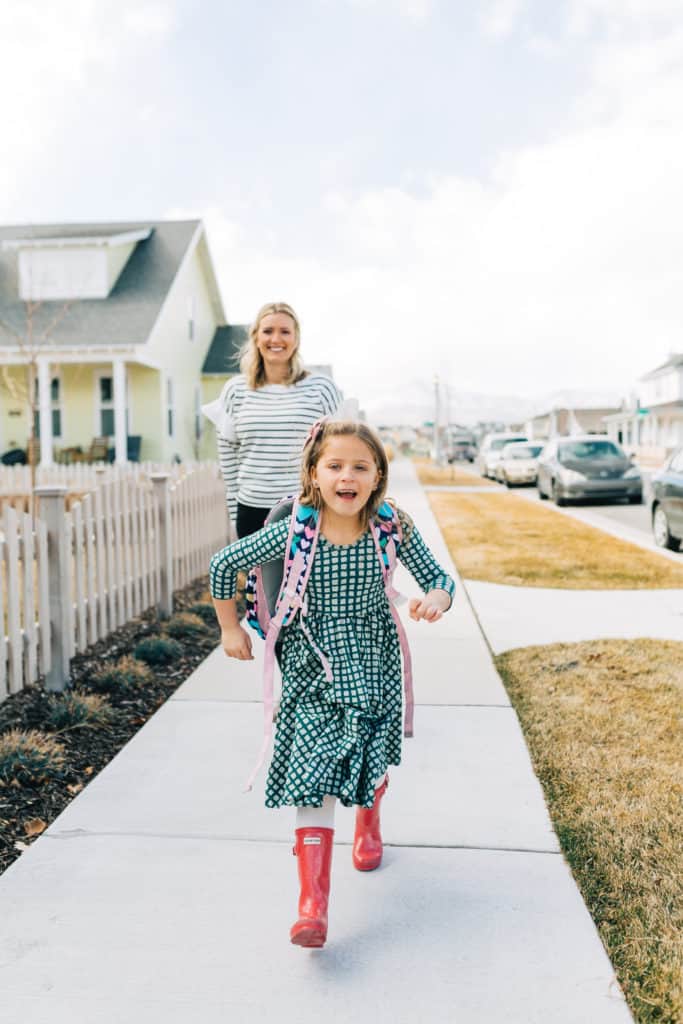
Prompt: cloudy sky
<box><xmin>2</xmin><ymin>0</ymin><xmax>682</xmax><ymax>419</ymax></box>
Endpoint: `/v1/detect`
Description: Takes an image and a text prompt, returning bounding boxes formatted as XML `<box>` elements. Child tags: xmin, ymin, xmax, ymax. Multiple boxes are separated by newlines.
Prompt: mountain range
<box><xmin>363</xmin><ymin>384</ymin><xmax>623</xmax><ymax>427</ymax></box>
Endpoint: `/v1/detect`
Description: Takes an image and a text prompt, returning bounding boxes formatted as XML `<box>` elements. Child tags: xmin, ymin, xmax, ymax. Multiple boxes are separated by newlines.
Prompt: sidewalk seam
<box><xmin>168</xmin><ymin>697</ymin><xmax>513</xmax><ymax>709</ymax></box>
<box><xmin>44</xmin><ymin>830</ymin><xmax>561</xmax><ymax>856</ymax></box>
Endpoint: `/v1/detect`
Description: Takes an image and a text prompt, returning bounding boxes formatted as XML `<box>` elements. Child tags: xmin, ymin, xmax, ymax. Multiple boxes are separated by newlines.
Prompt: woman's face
<box><xmin>255</xmin><ymin>312</ymin><xmax>298</xmax><ymax>368</ymax></box>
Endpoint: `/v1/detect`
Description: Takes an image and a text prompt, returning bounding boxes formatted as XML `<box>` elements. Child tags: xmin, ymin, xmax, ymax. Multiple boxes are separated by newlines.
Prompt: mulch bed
<box><xmin>0</xmin><ymin>580</ymin><xmax>221</xmax><ymax>877</ymax></box>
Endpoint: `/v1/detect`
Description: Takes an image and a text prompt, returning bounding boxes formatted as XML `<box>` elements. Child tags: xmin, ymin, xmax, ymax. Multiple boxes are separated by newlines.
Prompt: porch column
<box><xmin>36</xmin><ymin>356</ymin><xmax>53</xmax><ymax>466</ymax></box>
<box><xmin>113</xmin><ymin>358</ymin><xmax>127</xmax><ymax>464</ymax></box>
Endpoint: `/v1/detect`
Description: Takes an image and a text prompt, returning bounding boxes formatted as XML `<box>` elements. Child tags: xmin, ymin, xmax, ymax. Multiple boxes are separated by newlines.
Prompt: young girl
<box><xmin>209</xmin><ymin>420</ymin><xmax>455</xmax><ymax>949</ymax></box>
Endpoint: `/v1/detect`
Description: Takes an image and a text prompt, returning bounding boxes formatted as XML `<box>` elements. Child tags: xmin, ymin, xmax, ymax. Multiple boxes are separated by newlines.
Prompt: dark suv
<box><xmin>536</xmin><ymin>436</ymin><xmax>642</xmax><ymax>505</ymax></box>
<box><xmin>650</xmin><ymin>447</ymin><xmax>683</xmax><ymax>551</ymax></box>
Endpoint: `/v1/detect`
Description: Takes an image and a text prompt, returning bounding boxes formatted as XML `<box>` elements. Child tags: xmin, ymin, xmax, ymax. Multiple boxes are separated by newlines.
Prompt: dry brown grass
<box><xmin>427</xmin><ymin>490</ymin><xmax>683</xmax><ymax>589</ymax></box>
<box><xmin>413</xmin><ymin>457</ymin><xmax>495</xmax><ymax>488</ymax></box>
<box><xmin>496</xmin><ymin>639</ymin><xmax>683</xmax><ymax>1024</ymax></box>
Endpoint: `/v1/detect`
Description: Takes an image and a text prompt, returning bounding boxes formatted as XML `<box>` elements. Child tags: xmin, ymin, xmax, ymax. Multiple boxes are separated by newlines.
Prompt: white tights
<box><xmin>294</xmin><ymin>775</ymin><xmax>386</xmax><ymax>831</ymax></box>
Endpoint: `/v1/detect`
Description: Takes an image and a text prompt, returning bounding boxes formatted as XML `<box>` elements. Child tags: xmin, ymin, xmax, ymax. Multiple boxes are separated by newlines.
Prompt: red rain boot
<box><xmin>352</xmin><ymin>776</ymin><xmax>389</xmax><ymax>872</ymax></box>
<box><xmin>290</xmin><ymin>827</ymin><xmax>334</xmax><ymax>948</ymax></box>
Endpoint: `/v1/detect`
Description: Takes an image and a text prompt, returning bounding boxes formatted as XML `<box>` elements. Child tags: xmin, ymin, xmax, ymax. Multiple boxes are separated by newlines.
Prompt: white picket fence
<box><xmin>0</xmin><ymin>462</ymin><xmax>186</xmax><ymax>513</ymax></box>
<box><xmin>0</xmin><ymin>463</ymin><xmax>229</xmax><ymax>702</ymax></box>
<box><xmin>0</xmin><ymin>506</ymin><xmax>50</xmax><ymax>700</ymax></box>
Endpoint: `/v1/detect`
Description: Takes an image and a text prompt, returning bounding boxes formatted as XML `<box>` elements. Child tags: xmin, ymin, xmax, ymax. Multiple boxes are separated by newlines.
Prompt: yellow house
<box><xmin>198</xmin><ymin>324</ymin><xmax>247</xmax><ymax>460</ymax></box>
<box><xmin>0</xmin><ymin>220</ymin><xmax>245</xmax><ymax>465</ymax></box>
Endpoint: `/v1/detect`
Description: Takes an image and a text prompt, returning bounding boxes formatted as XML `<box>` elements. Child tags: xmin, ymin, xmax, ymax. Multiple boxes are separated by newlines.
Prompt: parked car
<box><xmin>650</xmin><ymin>446</ymin><xmax>683</xmax><ymax>551</ymax></box>
<box><xmin>494</xmin><ymin>442</ymin><xmax>545</xmax><ymax>486</ymax></box>
<box><xmin>536</xmin><ymin>436</ymin><xmax>642</xmax><ymax>505</ymax></box>
<box><xmin>446</xmin><ymin>429</ymin><xmax>477</xmax><ymax>463</ymax></box>
<box><xmin>476</xmin><ymin>432</ymin><xmax>529</xmax><ymax>478</ymax></box>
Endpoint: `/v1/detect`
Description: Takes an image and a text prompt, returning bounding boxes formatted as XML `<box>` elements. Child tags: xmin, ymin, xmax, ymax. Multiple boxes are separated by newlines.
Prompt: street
<box><xmin>520</xmin><ymin>484</ymin><xmax>652</xmax><ymax>539</ymax></box>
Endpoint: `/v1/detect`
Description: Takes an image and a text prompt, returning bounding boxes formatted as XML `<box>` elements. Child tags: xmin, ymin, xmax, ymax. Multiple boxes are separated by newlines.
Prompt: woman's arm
<box><xmin>217</xmin><ymin>434</ymin><xmax>239</xmax><ymax>524</ymax></box>
<box><xmin>316</xmin><ymin>376</ymin><xmax>344</xmax><ymax>417</ymax></box>
<box><xmin>215</xmin><ymin>378</ymin><xmax>242</xmax><ymax>524</ymax></box>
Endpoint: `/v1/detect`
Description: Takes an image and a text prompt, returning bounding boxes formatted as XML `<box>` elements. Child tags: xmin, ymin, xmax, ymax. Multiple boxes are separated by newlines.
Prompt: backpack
<box><xmin>242</xmin><ymin>497</ymin><xmax>415</xmax><ymax>791</ymax></box>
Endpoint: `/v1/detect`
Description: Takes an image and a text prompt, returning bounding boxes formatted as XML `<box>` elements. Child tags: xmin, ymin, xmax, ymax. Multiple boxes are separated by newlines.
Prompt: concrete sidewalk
<box><xmin>0</xmin><ymin>460</ymin><xmax>632</xmax><ymax>1023</ymax></box>
<box><xmin>466</xmin><ymin>579</ymin><xmax>683</xmax><ymax>654</ymax></box>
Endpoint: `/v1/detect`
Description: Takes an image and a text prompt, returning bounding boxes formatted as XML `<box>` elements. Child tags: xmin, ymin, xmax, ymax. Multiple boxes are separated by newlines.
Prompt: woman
<box><xmin>208</xmin><ymin>302</ymin><xmax>342</xmax><ymax>537</ymax></box>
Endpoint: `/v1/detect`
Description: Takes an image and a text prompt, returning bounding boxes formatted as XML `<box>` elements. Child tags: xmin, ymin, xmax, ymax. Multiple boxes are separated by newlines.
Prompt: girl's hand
<box><xmin>409</xmin><ymin>589</ymin><xmax>450</xmax><ymax>623</ymax></box>
<box><xmin>221</xmin><ymin>625</ymin><xmax>254</xmax><ymax>660</ymax></box>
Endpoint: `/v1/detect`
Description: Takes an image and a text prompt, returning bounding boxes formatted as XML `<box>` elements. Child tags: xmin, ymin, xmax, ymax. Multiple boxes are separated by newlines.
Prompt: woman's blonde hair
<box><xmin>240</xmin><ymin>302</ymin><xmax>308</xmax><ymax>389</ymax></box>
<box><xmin>300</xmin><ymin>420</ymin><xmax>390</xmax><ymax>528</ymax></box>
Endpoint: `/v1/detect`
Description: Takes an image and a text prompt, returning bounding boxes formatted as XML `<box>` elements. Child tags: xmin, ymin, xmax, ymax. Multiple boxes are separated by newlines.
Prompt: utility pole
<box><xmin>433</xmin><ymin>375</ymin><xmax>442</xmax><ymax>464</ymax></box>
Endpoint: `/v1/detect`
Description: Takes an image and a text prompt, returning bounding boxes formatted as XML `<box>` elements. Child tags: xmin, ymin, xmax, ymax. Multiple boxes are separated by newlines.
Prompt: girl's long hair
<box><xmin>300</xmin><ymin>420</ymin><xmax>390</xmax><ymax>529</ymax></box>
<box><xmin>239</xmin><ymin>302</ymin><xmax>308</xmax><ymax>389</ymax></box>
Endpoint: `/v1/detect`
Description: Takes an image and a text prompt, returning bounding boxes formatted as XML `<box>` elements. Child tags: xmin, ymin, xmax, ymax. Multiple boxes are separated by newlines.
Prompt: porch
<box><xmin>604</xmin><ymin>402</ymin><xmax>683</xmax><ymax>463</ymax></box>
<box><xmin>0</xmin><ymin>355</ymin><xmax>167</xmax><ymax>466</ymax></box>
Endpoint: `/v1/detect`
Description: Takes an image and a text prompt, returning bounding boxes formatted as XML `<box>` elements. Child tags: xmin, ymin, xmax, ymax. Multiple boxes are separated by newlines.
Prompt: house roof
<box><xmin>529</xmin><ymin>405</ymin><xmax>618</xmax><ymax>423</ymax></box>
<box><xmin>201</xmin><ymin>324</ymin><xmax>248</xmax><ymax>374</ymax></box>
<box><xmin>0</xmin><ymin>220</ymin><xmax>222</xmax><ymax>349</ymax></box>
<box><xmin>641</xmin><ymin>353</ymin><xmax>683</xmax><ymax>379</ymax></box>
<box><xmin>1</xmin><ymin>227</ymin><xmax>152</xmax><ymax>249</ymax></box>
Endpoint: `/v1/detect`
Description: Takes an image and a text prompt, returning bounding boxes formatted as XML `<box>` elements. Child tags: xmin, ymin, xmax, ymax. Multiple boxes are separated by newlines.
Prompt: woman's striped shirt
<box><xmin>216</xmin><ymin>374</ymin><xmax>342</xmax><ymax>521</ymax></box>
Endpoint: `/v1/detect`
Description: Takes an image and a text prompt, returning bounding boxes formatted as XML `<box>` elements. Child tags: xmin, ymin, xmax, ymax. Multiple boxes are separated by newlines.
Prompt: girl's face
<box><xmin>311</xmin><ymin>435</ymin><xmax>381</xmax><ymax>521</ymax></box>
<box><xmin>255</xmin><ymin>312</ymin><xmax>297</xmax><ymax>368</ymax></box>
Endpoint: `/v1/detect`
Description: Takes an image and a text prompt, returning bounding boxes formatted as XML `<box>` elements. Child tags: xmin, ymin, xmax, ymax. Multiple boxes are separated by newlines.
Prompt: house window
<box><xmin>96</xmin><ymin>372</ymin><xmax>130</xmax><ymax>439</ymax></box>
<box><xmin>33</xmin><ymin>375</ymin><xmax>62</xmax><ymax>438</ymax></box>
<box><xmin>99</xmin><ymin>376</ymin><xmax>115</xmax><ymax>436</ymax></box>
<box><xmin>188</xmin><ymin>297</ymin><xmax>195</xmax><ymax>341</ymax></box>
<box><xmin>167</xmin><ymin>377</ymin><xmax>175</xmax><ymax>438</ymax></box>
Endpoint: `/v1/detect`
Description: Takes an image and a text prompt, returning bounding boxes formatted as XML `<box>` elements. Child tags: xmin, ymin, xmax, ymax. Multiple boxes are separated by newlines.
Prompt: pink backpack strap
<box><xmin>370</xmin><ymin>504</ymin><xmax>414</xmax><ymax>739</ymax></box>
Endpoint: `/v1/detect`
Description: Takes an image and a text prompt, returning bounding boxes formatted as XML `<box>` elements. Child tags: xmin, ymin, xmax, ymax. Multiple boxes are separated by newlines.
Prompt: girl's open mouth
<box><xmin>336</xmin><ymin>489</ymin><xmax>358</xmax><ymax>501</ymax></box>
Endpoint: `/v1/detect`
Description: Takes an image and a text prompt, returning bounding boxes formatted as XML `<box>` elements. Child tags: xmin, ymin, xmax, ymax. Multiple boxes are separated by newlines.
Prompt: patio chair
<box><xmin>70</xmin><ymin>437</ymin><xmax>109</xmax><ymax>464</ymax></box>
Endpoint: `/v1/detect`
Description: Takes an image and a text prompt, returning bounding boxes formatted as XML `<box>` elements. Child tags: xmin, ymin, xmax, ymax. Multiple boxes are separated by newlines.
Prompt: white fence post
<box><xmin>3</xmin><ymin>506</ymin><xmax>22</xmax><ymax>695</ymax></box>
<box><xmin>35</xmin><ymin>485</ymin><xmax>71</xmax><ymax>691</ymax></box>
<box><xmin>150</xmin><ymin>473</ymin><xmax>173</xmax><ymax>618</ymax></box>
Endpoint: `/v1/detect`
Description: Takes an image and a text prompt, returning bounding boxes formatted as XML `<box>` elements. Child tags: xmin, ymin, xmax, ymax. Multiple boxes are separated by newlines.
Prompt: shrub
<box><xmin>46</xmin><ymin>693</ymin><xmax>116</xmax><ymax>732</ymax></box>
<box><xmin>187</xmin><ymin>602</ymin><xmax>217</xmax><ymax>626</ymax></box>
<box><xmin>0</xmin><ymin>729</ymin><xmax>65</xmax><ymax>786</ymax></box>
<box><xmin>86</xmin><ymin>655</ymin><xmax>155</xmax><ymax>694</ymax></box>
<box><xmin>166</xmin><ymin>612</ymin><xmax>210</xmax><ymax>640</ymax></box>
<box><xmin>133</xmin><ymin>637</ymin><xmax>183</xmax><ymax>666</ymax></box>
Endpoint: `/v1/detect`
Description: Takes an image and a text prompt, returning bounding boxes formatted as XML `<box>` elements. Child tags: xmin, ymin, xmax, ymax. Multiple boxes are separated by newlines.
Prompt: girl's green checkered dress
<box><xmin>209</xmin><ymin>510</ymin><xmax>455</xmax><ymax>809</ymax></box>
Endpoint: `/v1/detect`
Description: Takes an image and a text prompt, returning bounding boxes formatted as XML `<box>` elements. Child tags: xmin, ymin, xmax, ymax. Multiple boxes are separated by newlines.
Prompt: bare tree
<box><xmin>0</xmin><ymin>298</ymin><xmax>73</xmax><ymax>494</ymax></box>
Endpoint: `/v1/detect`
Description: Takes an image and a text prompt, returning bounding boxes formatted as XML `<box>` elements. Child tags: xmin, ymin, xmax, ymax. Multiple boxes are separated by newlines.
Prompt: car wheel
<box><xmin>628</xmin><ymin>493</ymin><xmax>643</xmax><ymax>505</ymax></box>
<box><xmin>551</xmin><ymin>480</ymin><xmax>567</xmax><ymax>507</ymax></box>
<box><xmin>653</xmin><ymin>504</ymin><xmax>682</xmax><ymax>551</ymax></box>
<box><xmin>537</xmin><ymin>480</ymin><xmax>548</xmax><ymax>500</ymax></box>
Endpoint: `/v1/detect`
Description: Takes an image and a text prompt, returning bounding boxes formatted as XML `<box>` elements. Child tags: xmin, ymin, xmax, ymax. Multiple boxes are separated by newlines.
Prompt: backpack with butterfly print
<box><xmin>241</xmin><ymin>496</ymin><xmax>415</xmax><ymax>791</ymax></box>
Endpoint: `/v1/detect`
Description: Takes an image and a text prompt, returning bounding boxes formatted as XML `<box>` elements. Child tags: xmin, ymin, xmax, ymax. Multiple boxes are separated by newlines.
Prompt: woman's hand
<box><xmin>409</xmin><ymin>589</ymin><xmax>451</xmax><ymax>623</ymax></box>
<box><xmin>221</xmin><ymin>625</ymin><xmax>254</xmax><ymax>660</ymax></box>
